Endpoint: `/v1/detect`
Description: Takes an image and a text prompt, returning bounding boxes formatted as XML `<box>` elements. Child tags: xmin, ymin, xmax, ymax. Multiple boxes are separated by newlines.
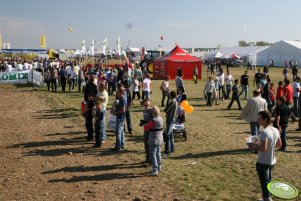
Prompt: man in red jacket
<box><xmin>283</xmin><ymin>79</ymin><xmax>297</xmax><ymax>123</ymax></box>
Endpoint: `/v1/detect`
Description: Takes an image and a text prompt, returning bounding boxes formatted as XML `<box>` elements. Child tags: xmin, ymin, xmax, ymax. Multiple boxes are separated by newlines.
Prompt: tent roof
<box><xmin>154</xmin><ymin>45</ymin><xmax>200</xmax><ymax>62</ymax></box>
<box><xmin>283</xmin><ymin>40</ymin><xmax>301</xmax><ymax>50</ymax></box>
<box><xmin>204</xmin><ymin>46</ymin><xmax>269</xmax><ymax>58</ymax></box>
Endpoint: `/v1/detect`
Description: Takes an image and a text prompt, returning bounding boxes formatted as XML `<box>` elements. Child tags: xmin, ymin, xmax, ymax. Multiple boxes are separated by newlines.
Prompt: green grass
<box><xmin>9</xmin><ymin>66</ymin><xmax>301</xmax><ymax>201</ymax></box>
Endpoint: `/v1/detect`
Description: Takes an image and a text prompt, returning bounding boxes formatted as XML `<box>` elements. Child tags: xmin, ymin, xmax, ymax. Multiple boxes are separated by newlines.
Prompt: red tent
<box><xmin>153</xmin><ymin>45</ymin><xmax>202</xmax><ymax>80</ymax></box>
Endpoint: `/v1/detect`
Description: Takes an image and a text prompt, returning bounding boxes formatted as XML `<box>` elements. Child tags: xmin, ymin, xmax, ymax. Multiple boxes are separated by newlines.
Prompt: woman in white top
<box><xmin>160</xmin><ymin>75</ymin><xmax>170</xmax><ymax>107</ymax></box>
<box><xmin>132</xmin><ymin>74</ymin><xmax>141</xmax><ymax>105</ymax></box>
<box><xmin>69</xmin><ymin>66</ymin><xmax>77</xmax><ymax>92</ymax></box>
<box><xmin>142</xmin><ymin>74</ymin><xmax>152</xmax><ymax>100</ymax></box>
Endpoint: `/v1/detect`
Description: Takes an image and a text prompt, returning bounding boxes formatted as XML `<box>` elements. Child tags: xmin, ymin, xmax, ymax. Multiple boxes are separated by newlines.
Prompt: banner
<box><xmin>89</xmin><ymin>39</ymin><xmax>95</xmax><ymax>56</ymax></box>
<box><xmin>0</xmin><ymin>33</ymin><xmax>2</xmax><ymax>49</ymax></box>
<box><xmin>32</xmin><ymin>70</ymin><xmax>44</xmax><ymax>86</ymax></box>
<box><xmin>102</xmin><ymin>38</ymin><xmax>107</xmax><ymax>54</ymax></box>
<box><xmin>116</xmin><ymin>37</ymin><xmax>121</xmax><ymax>55</ymax></box>
<box><xmin>40</xmin><ymin>35</ymin><xmax>46</xmax><ymax>48</ymax></box>
<box><xmin>81</xmin><ymin>40</ymin><xmax>86</xmax><ymax>54</ymax></box>
<box><xmin>0</xmin><ymin>70</ymin><xmax>32</xmax><ymax>83</ymax></box>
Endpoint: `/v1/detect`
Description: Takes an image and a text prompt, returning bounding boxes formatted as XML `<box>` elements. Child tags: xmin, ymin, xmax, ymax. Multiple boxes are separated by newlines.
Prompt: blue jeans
<box><xmin>293</xmin><ymin>97</ymin><xmax>299</xmax><ymax>116</ymax></box>
<box><xmin>256</xmin><ymin>162</ymin><xmax>274</xmax><ymax>199</ymax></box>
<box><xmin>95</xmin><ymin>110</ymin><xmax>106</xmax><ymax>145</ymax></box>
<box><xmin>149</xmin><ymin>144</ymin><xmax>161</xmax><ymax>172</ymax></box>
<box><xmin>164</xmin><ymin>119</ymin><xmax>175</xmax><ymax>154</ymax></box>
<box><xmin>226</xmin><ymin>85</ymin><xmax>231</xmax><ymax>99</ymax></box>
<box><xmin>206</xmin><ymin>92</ymin><xmax>212</xmax><ymax>106</ymax></box>
<box><xmin>280</xmin><ymin>127</ymin><xmax>287</xmax><ymax>150</ymax></box>
<box><xmin>241</xmin><ymin>85</ymin><xmax>248</xmax><ymax>98</ymax></box>
<box><xmin>115</xmin><ymin>118</ymin><xmax>125</xmax><ymax>149</ymax></box>
<box><xmin>250</xmin><ymin>122</ymin><xmax>260</xmax><ymax>136</ymax></box>
<box><xmin>142</xmin><ymin>91</ymin><xmax>151</xmax><ymax>100</ymax></box>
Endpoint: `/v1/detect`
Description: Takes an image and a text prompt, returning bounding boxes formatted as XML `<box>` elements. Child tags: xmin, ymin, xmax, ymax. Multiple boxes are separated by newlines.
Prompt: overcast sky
<box><xmin>1</xmin><ymin>0</ymin><xmax>301</xmax><ymax>49</ymax></box>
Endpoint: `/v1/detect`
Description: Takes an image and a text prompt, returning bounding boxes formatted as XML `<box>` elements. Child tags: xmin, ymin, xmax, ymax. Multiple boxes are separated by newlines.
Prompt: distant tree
<box><xmin>238</xmin><ymin>40</ymin><xmax>248</xmax><ymax>47</ymax></box>
<box><xmin>256</xmin><ymin>41</ymin><xmax>272</xmax><ymax>46</ymax></box>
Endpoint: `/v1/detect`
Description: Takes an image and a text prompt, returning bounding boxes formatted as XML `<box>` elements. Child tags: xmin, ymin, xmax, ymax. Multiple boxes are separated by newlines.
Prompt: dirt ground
<box><xmin>0</xmin><ymin>87</ymin><xmax>183</xmax><ymax>201</ymax></box>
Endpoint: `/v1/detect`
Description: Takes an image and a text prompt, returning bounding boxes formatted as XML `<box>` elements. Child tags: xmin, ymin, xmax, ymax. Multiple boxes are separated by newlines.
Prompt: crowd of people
<box><xmin>2</xmin><ymin>56</ymin><xmax>299</xmax><ymax>198</ymax></box>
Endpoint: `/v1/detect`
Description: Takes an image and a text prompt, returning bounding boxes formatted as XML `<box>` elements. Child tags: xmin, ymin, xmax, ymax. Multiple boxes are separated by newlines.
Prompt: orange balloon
<box><xmin>181</xmin><ymin>100</ymin><xmax>189</xmax><ymax>108</ymax></box>
<box><xmin>186</xmin><ymin>106</ymin><xmax>194</xmax><ymax>113</ymax></box>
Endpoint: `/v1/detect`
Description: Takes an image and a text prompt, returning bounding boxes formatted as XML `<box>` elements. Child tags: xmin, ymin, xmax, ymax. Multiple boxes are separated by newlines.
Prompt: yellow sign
<box><xmin>40</xmin><ymin>35</ymin><xmax>46</xmax><ymax>48</ymax></box>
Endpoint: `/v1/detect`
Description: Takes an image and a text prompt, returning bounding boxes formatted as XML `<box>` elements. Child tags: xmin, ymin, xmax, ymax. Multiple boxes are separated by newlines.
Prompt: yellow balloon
<box><xmin>67</xmin><ymin>27</ymin><xmax>73</xmax><ymax>32</ymax></box>
<box><xmin>181</xmin><ymin>100</ymin><xmax>189</xmax><ymax>108</ymax></box>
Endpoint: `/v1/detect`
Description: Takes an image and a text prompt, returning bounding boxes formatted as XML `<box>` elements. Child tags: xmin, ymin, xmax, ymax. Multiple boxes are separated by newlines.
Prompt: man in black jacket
<box><xmin>84</xmin><ymin>76</ymin><xmax>98</xmax><ymax>141</ymax></box>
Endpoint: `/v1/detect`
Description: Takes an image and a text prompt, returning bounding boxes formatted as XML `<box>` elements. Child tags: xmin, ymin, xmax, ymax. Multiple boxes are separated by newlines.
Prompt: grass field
<box><xmin>13</xmin><ymin>65</ymin><xmax>301</xmax><ymax>201</ymax></box>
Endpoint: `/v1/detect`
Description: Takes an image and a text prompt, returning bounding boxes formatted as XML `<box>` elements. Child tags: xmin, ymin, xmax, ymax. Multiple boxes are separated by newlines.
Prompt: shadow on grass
<box><xmin>170</xmin><ymin>148</ymin><xmax>250</xmax><ymax>160</ymax></box>
<box><xmin>42</xmin><ymin>162</ymin><xmax>145</xmax><ymax>174</ymax></box>
<box><xmin>33</xmin><ymin>108</ymin><xmax>79</xmax><ymax>119</ymax></box>
<box><xmin>14</xmin><ymin>83</ymin><xmax>35</xmax><ymax>88</ymax></box>
<box><xmin>44</xmin><ymin>131</ymin><xmax>86</xmax><ymax>137</ymax></box>
<box><xmin>48</xmin><ymin>172</ymin><xmax>146</xmax><ymax>183</ymax></box>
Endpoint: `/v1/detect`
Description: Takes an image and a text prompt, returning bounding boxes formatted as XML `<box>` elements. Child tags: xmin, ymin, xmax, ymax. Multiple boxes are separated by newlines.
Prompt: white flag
<box><xmin>116</xmin><ymin>37</ymin><xmax>121</xmax><ymax>55</ymax></box>
<box><xmin>102</xmin><ymin>38</ymin><xmax>107</xmax><ymax>55</ymax></box>
<box><xmin>81</xmin><ymin>40</ymin><xmax>86</xmax><ymax>54</ymax></box>
<box><xmin>89</xmin><ymin>39</ymin><xmax>95</xmax><ymax>56</ymax></box>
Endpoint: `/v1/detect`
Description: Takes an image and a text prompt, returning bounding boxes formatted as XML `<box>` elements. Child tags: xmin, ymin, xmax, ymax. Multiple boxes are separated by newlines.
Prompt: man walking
<box><xmin>240</xmin><ymin>90</ymin><xmax>268</xmax><ymax>136</ymax></box>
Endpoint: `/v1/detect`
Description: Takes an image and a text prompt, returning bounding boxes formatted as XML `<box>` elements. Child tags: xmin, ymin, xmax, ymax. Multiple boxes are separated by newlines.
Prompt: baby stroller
<box><xmin>173</xmin><ymin>106</ymin><xmax>187</xmax><ymax>141</ymax></box>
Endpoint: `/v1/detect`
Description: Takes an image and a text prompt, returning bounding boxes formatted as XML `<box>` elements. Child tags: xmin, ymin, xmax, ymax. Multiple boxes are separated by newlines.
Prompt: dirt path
<box><xmin>0</xmin><ymin>87</ymin><xmax>182</xmax><ymax>201</ymax></box>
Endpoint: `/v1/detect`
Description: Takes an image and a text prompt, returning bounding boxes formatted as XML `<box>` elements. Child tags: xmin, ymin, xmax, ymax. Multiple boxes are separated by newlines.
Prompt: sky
<box><xmin>1</xmin><ymin>0</ymin><xmax>301</xmax><ymax>50</ymax></box>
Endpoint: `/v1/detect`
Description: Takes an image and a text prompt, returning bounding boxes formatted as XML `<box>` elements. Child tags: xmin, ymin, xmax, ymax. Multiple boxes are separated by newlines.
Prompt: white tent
<box><xmin>214</xmin><ymin>51</ymin><xmax>223</xmax><ymax>58</ymax></box>
<box><xmin>256</xmin><ymin>40</ymin><xmax>301</xmax><ymax>66</ymax></box>
<box><xmin>204</xmin><ymin>46</ymin><xmax>269</xmax><ymax>63</ymax></box>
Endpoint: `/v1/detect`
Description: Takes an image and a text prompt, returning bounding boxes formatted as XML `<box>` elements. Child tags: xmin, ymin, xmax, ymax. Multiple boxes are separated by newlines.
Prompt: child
<box><xmin>227</xmin><ymin>79</ymin><xmax>242</xmax><ymax>110</ymax></box>
<box><xmin>139</xmin><ymin>99</ymin><xmax>153</xmax><ymax>164</ymax></box>
<box><xmin>144</xmin><ymin>106</ymin><xmax>164</xmax><ymax>176</ymax></box>
<box><xmin>94</xmin><ymin>100</ymin><xmax>104</xmax><ymax>148</ymax></box>
<box><xmin>132</xmin><ymin>74</ymin><xmax>141</xmax><ymax>105</ymax></box>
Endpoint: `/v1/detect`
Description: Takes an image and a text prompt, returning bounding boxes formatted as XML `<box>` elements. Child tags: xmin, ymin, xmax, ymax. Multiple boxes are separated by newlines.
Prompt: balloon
<box><xmin>181</xmin><ymin>100</ymin><xmax>189</xmax><ymax>108</ymax></box>
<box><xmin>186</xmin><ymin>106</ymin><xmax>194</xmax><ymax>114</ymax></box>
<box><xmin>67</xmin><ymin>27</ymin><xmax>73</xmax><ymax>32</ymax></box>
<box><xmin>241</xmin><ymin>24</ymin><xmax>247</xmax><ymax>29</ymax></box>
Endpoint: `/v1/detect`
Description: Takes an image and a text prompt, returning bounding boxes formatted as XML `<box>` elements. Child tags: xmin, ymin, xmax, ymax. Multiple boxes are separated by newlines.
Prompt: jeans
<box><xmin>164</xmin><ymin>119</ymin><xmax>175</xmax><ymax>154</ymax></box>
<box><xmin>142</xmin><ymin>91</ymin><xmax>151</xmax><ymax>100</ymax></box>
<box><xmin>161</xmin><ymin>90</ymin><xmax>170</xmax><ymax>106</ymax></box>
<box><xmin>85</xmin><ymin>109</ymin><xmax>94</xmax><ymax>140</ymax></box>
<box><xmin>125</xmin><ymin>108</ymin><xmax>133</xmax><ymax>132</ymax></box>
<box><xmin>150</xmin><ymin>144</ymin><xmax>161</xmax><ymax>172</ymax></box>
<box><xmin>226</xmin><ymin>85</ymin><xmax>231</xmax><ymax>99</ymax></box>
<box><xmin>227</xmin><ymin>94</ymin><xmax>241</xmax><ymax>109</ymax></box>
<box><xmin>144</xmin><ymin>132</ymin><xmax>150</xmax><ymax>162</ymax></box>
<box><xmin>115</xmin><ymin>118</ymin><xmax>125</xmax><ymax>149</ymax></box>
<box><xmin>69</xmin><ymin>78</ymin><xmax>75</xmax><ymax>91</ymax></box>
<box><xmin>61</xmin><ymin>78</ymin><xmax>67</xmax><ymax>92</ymax></box>
<box><xmin>206</xmin><ymin>92</ymin><xmax>212</xmax><ymax>106</ymax></box>
<box><xmin>256</xmin><ymin>162</ymin><xmax>274</xmax><ymax>199</ymax></box>
<box><xmin>250</xmin><ymin>122</ymin><xmax>260</xmax><ymax>136</ymax></box>
<box><xmin>95</xmin><ymin>110</ymin><xmax>106</xmax><ymax>145</ymax></box>
<box><xmin>280</xmin><ymin>127</ymin><xmax>287</xmax><ymax>150</ymax></box>
<box><xmin>240</xmin><ymin>85</ymin><xmax>248</xmax><ymax>98</ymax></box>
<box><xmin>293</xmin><ymin>97</ymin><xmax>299</xmax><ymax>116</ymax></box>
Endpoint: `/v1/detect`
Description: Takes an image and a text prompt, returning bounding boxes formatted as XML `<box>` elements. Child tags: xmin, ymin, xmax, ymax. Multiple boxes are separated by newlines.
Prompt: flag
<box><xmin>0</xmin><ymin>33</ymin><xmax>2</xmax><ymax>49</ymax></box>
<box><xmin>116</xmin><ymin>37</ymin><xmax>121</xmax><ymax>55</ymax></box>
<box><xmin>89</xmin><ymin>39</ymin><xmax>95</xmax><ymax>56</ymax></box>
<box><xmin>6</xmin><ymin>43</ymin><xmax>10</xmax><ymax>49</ymax></box>
<box><xmin>40</xmin><ymin>35</ymin><xmax>46</xmax><ymax>48</ymax></box>
<box><xmin>102</xmin><ymin>38</ymin><xmax>108</xmax><ymax>55</ymax></box>
<box><xmin>81</xmin><ymin>40</ymin><xmax>86</xmax><ymax>54</ymax></box>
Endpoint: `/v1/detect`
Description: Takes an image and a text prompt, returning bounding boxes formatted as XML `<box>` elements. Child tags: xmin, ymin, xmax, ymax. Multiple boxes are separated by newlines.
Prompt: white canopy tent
<box><xmin>256</xmin><ymin>40</ymin><xmax>301</xmax><ymax>66</ymax></box>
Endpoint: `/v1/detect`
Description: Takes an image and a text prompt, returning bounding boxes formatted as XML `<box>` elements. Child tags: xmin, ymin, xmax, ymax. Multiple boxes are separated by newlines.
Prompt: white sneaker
<box><xmin>149</xmin><ymin>171</ymin><xmax>158</xmax><ymax>176</ymax></box>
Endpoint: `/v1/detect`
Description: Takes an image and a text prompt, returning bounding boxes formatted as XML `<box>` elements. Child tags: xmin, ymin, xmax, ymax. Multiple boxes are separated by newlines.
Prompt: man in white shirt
<box><xmin>225</xmin><ymin>71</ymin><xmax>234</xmax><ymax>99</ymax></box>
<box><xmin>23</xmin><ymin>61</ymin><xmax>29</xmax><ymax>70</ymax></box>
<box><xmin>218</xmin><ymin>68</ymin><xmax>226</xmax><ymax>100</ymax></box>
<box><xmin>17</xmin><ymin>63</ymin><xmax>23</xmax><ymax>71</ymax></box>
<box><xmin>293</xmin><ymin>77</ymin><xmax>300</xmax><ymax>117</ymax></box>
<box><xmin>240</xmin><ymin>90</ymin><xmax>268</xmax><ymax>136</ymax></box>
